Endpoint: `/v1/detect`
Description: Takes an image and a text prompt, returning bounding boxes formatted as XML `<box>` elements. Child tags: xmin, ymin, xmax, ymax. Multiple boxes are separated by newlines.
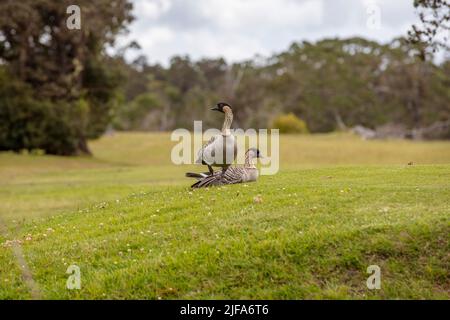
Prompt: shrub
<box><xmin>272</xmin><ymin>113</ymin><xmax>309</xmax><ymax>134</ymax></box>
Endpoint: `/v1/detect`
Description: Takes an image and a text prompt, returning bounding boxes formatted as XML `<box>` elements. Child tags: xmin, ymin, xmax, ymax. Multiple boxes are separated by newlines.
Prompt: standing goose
<box><xmin>196</xmin><ymin>102</ymin><xmax>237</xmax><ymax>175</ymax></box>
<box><xmin>187</xmin><ymin>148</ymin><xmax>262</xmax><ymax>188</ymax></box>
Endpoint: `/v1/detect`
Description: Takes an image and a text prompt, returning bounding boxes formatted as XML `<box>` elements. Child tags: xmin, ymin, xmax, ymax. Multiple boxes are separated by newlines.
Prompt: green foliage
<box><xmin>408</xmin><ymin>0</ymin><xmax>449</xmax><ymax>55</ymax></box>
<box><xmin>115</xmin><ymin>93</ymin><xmax>162</xmax><ymax>130</ymax></box>
<box><xmin>119</xmin><ymin>37</ymin><xmax>449</xmax><ymax>137</ymax></box>
<box><xmin>83</xmin><ymin>57</ymin><xmax>126</xmax><ymax>139</ymax></box>
<box><xmin>0</xmin><ymin>0</ymin><xmax>134</xmax><ymax>154</ymax></box>
<box><xmin>0</xmin><ymin>69</ymin><xmax>79</xmax><ymax>155</ymax></box>
<box><xmin>272</xmin><ymin>113</ymin><xmax>309</xmax><ymax>134</ymax></box>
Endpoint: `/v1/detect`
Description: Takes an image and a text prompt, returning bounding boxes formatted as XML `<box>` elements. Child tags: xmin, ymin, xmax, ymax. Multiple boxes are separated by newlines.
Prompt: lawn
<box><xmin>0</xmin><ymin>132</ymin><xmax>449</xmax><ymax>299</ymax></box>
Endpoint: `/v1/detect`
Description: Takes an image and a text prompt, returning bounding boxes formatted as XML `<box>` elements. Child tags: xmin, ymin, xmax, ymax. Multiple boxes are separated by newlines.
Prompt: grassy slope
<box><xmin>0</xmin><ymin>133</ymin><xmax>449</xmax><ymax>299</ymax></box>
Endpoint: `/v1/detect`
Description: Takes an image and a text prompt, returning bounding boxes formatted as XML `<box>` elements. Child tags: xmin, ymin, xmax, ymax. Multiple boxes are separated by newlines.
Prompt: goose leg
<box><xmin>208</xmin><ymin>165</ymin><xmax>214</xmax><ymax>175</ymax></box>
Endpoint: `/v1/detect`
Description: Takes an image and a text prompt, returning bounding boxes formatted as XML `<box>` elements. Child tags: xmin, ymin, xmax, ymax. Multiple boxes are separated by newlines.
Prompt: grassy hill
<box><xmin>0</xmin><ymin>133</ymin><xmax>449</xmax><ymax>299</ymax></box>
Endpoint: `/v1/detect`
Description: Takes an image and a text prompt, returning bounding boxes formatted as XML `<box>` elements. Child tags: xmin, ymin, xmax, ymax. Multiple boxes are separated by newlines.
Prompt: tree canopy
<box><xmin>116</xmin><ymin>37</ymin><xmax>449</xmax><ymax>138</ymax></box>
<box><xmin>408</xmin><ymin>0</ymin><xmax>450</xmax><ymax>56</ymax></box>
<box><xmin>0</xmin><ymin>0</ymin><xmax>133</xmax><ymax>154</ymax></box>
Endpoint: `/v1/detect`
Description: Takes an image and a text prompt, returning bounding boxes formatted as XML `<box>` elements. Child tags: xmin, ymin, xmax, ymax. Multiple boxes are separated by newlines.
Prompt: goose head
<box><xmin>247</xmin><ymin>148</ymin><xmax>263</xmax><ymax>159</ymax></box>
<box><xmin>211</xmin><ymin>102</ymin><xmax>232</xmax><ymax>114</ymax></box>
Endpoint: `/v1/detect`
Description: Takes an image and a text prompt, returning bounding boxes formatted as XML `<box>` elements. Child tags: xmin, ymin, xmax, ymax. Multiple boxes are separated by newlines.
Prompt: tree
<box><xmin>0</xmin><ymin>67</ymin><xmax>79</xmax><ymax>155</ymax></box>
<box><xmin>408</xmin><ymin>0</ymin><xmax>450</xmax><ymax>58</ymax></box>
<box><xmin>0</xmin><ymin>0</ymin><xmax>134</xmax><ymax>155</ymax></box>
<box><xmin>113</xmin><ymin>36</ymin><xmax>449</xmax><ymax>139</ymax></box>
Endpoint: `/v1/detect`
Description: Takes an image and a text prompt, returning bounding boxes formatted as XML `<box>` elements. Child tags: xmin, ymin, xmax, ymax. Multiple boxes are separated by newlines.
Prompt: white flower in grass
<box><xmin>253</xmin><ymin>194</ymin><xmax>263</xmax><ymax>204</ymax></box>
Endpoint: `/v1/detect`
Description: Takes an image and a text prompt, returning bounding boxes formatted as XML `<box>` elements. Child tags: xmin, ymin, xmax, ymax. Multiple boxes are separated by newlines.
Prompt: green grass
<box><xmin>0</xmin><ymin>132</ymin><xmax>449</xmax><ymax>299</ymax></box>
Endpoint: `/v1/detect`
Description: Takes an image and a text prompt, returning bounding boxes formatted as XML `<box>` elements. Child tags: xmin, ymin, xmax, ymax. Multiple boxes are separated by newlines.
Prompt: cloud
<box><xmin>117</xmin><ymin>0</ymin><xmax>422</xmax><ymax>65</ymax></box>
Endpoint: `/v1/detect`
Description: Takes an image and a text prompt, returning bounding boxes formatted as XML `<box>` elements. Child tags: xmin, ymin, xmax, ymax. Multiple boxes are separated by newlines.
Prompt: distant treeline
<box><xmin>0</xmin><ymin>1</ymin><xmax>449</xmax><ymax>156</ymax></box>
<box><xmin>116</xmin><ymin>37</ymin><xmax>449</xmax><ymax>136</ymax></box>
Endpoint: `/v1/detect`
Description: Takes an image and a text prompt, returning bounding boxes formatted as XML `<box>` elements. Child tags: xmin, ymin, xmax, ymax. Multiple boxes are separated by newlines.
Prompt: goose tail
<box><xmin>185</xmin><ymin>172</ymin><xmax>210</xmax><ymax>179</ymax></box>
<box><xmin>191</xmin><ymin>174</ymin><xmax>221</xmax><ymax>188</ymax></box>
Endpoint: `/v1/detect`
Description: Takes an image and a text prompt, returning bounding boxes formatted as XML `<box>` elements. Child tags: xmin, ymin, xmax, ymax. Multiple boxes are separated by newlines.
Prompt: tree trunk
<box><xmin>77</xmin><ymin>136</ymin><xmax>92</xmax><ymax>156</ymax></box>
<box><xmin>334</xmin><ymin>110</ymin><xmax>347</xmax><ymax>131</ymax></box>
<box><xmin>18</xmin><ymin>28</ymin><xmax>29</xmax><ymax>80</ymax></box>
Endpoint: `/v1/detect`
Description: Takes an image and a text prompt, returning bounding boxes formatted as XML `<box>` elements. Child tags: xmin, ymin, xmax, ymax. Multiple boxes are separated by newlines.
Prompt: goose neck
<box><xmin>221</xmin><ymin>110</ymin><xmax>233</xmax><ymax>135</ymax></box>
<box><xmin>244</xmin><ymin>153</ymin><xmax>255</xmax><ymax>168</ymax></box>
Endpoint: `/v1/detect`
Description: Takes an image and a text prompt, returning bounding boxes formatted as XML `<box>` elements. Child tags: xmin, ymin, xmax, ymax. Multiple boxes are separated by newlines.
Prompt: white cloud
<box><xmin>204</xmin><ymin>0</ymin><xmax>323</xmax><ymax>30</ymax></box>
<box><xmin>134</xmin><ymin>0</ymin><xmax>171</xmax><ymax>19</ymax></box>
<box><xmin>117</xmin><ymin>0</ymin><xmax>423</xmax><ymax>66</ymax></box>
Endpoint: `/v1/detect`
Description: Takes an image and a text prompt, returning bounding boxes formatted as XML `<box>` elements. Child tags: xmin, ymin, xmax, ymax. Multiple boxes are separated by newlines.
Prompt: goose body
<box><xmin>196</xmin><ymin>134</ymin><xmax>237</xmax><ymax>168</ymax></box>
<box><xmin>196</xmin><ymin>103</ymin><xmax>237</xmax><ymax>174</ymax></box>
<box><xmin>188</xmin><ymin>148</ymin><xmax>261</xmax><ymax>188</ymax></box>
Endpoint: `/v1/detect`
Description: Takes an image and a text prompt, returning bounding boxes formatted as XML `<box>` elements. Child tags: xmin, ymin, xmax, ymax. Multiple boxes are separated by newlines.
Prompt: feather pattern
<box><xmin>195</xmin><ymin>135</ymin><xmax>217</xmax><ymax>164</ymax></box>
<box><xmin>189</xmin><ymin>148</ymin><xmax>260</xmax><ymax>188</ymax></box>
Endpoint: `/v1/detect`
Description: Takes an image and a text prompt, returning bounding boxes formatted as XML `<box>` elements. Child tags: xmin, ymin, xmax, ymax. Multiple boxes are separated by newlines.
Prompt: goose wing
<box><xmin>191</xmin><ymin>167</ymin><xmax>245</xmax><ymax>188</ymax></box>
<box><xmin>221</xmin><ymin>167</ymin><xmax>245</xmax><ymax>184</ymax></box>
<box><xmin>196</xmin><ymin>134</ymin><xmax>218</xmax><ymax>164</ymax></box>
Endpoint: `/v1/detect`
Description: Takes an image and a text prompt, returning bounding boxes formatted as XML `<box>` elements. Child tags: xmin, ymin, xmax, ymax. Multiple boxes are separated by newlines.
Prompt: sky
<box><xmin>116</xmin><ymin>0</ymin><xmax>423</xmax><ymax>66</ymax></box>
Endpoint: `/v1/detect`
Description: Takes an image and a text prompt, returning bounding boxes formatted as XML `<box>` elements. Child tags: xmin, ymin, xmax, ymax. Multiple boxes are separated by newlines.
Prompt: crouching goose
<box><xmin>196</xmin><ymin>102</ymin><xmax>237</xmax><ymax>175</ymax></box>
<box><xmin>187</xmin><ymin>148</ymin><xmax>262</xmax><ymax>188</ymax></box>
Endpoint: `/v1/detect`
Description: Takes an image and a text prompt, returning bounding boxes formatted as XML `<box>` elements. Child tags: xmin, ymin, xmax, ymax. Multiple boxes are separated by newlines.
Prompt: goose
<box><xmin>196</xmin><ymin>102</ymin><xmax>237</xmax><ymax>175</ymax></box>
<box><xmin>187</xmin><ymin>148</ymin><xmax>262</xmax><ymax>188</ymax></box>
